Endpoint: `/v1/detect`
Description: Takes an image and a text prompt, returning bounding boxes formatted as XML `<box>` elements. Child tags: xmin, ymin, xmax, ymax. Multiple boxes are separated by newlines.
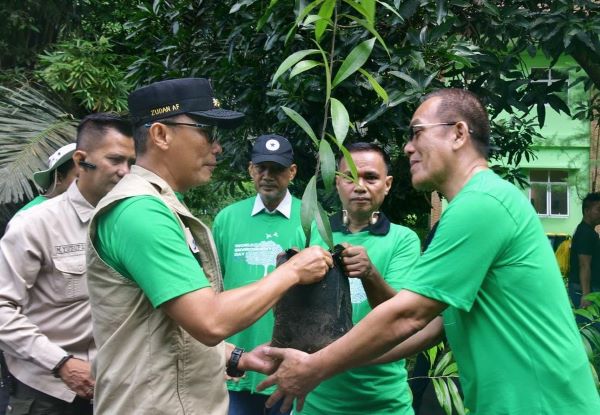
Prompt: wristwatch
<box><xmin>51</xmin><ymin>354</ymin><xmax>73</xmax><ymax>378</ymax></box>
<box><xmin>226</xmin><ymin>346</ymin><xmax>245</xmax><ymax>378</ymax></box>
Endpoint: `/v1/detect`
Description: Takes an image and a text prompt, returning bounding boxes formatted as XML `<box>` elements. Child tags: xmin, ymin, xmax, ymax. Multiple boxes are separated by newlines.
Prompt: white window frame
<box><xmin>528</xmin><ymin>169</ymin><xmax>569</xmax><ymax>218</ymax></box>
<box><xmin>530</xmin><ymin>67</ymin><xmax>567</xmax><ymax>86</ymax></box>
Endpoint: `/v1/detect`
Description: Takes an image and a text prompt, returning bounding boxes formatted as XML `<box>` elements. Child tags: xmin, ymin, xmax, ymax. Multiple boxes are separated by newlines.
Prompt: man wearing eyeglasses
<box><xmin>258</xmin><ymin>88</ymin><xmax>600</xmax><ymax>415</ymax></box>
<box><xmin>86</xmin><ymin>78</ymin><xmax>332</xmax><ymax>415</ymax></box>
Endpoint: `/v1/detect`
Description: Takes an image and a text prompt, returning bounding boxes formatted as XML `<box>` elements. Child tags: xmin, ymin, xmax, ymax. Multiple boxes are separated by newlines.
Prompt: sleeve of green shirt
<box><xmin>96</xmin><ymin>196</ymin><xmax>211</xmax><ymax>308</ymax></box>
<box><xmin>384</xmin><ymin>228</ymin><xmax>420</xmax><ymax>290</ymax></box>
<box><xmin>402</xmin><ymin>191</ymin><xmax>515</xmax><ymax>311</ymax></box>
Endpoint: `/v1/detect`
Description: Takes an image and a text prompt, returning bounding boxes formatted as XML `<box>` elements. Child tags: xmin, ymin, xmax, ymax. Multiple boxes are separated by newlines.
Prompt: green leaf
<box><xmin>377</xmin><ymin>0</ymin><xmax>402</xmax><ymax>20</ymax></box>
<box><xmin>295</xmin><ymin>0</ymin><xmax>326</xmax><ymax>27</ymax></box>
<box><xmin>315</xmin><ymin>0</ymin><xmax>335</xmax><ymax>42</ymax></box>
<box><xmin>448</xmin><ymin>378</ymin><xmax>465</xmax><ymax>415</ymax></box>
<box><xmin>303</xmin><ymin>14</ymin><xmax>323</xmax><ymax>25</ymax></box>
<box><xmin>389</xmin><ymin>71</ymin><xmax>420</xmax><ymax>88</ymax></box>
<box><xmin>432</xmin><ymin>378</ymin><xmax>452</xmax><ymax>415</ymax></box>
<box><xmin>435</xmin><ymin>0</ymin><xmax>447</xmax><ymax>25</ymax></box>
<box><xmin>426</xmin><ymin>345</ymin><xmax>439</xmax><ymax>368</ymax></box>
<box><xmin>343</xmin><ymin>0</ymin><xmax>374</xmax><ymax>25</ymax></box>
<box><xmin>332</xmin><ymin>37</ymin><xmax>376</xmax><ymax>88</ymax></box>
<box><xmin>316</xmin><ymin>201</ymin><xmax>334</xmax><ymax>250</ymax></box>
<box><xmin>330</xmin><ymin>98</ymin><xmax>350</xmax><ymax>145</ymax></box>
<box><xmin>272</xmin><ymin>49</ymin><xmax>320</xmax><ymax>85</ymax></box>
<box><xmin>290</xmin><ymin>60</ymin><xmax>323</xmax><ymax>78</ymax></box>
<box><xmin>257</xmin><ymin>0</ymin><xmax>280</xmax><ymax>30</ymax></box>
<box><xmin>433</xmin><ymin>350</ymin><xmax>453</xmax><ymax>377</ymax></box>
<box><xmin>319</xmin><ymin>138</ymin><xmax>336</xmax><ymax>192</ymax></box>
<box><xmin>328</xmin><ymin>135</ymin><xmax>358</xmax><ymax>182</ymax></box>
<box><xmin>441</xmin><ymin>362</ymin><xmax>458</xmax><ymax>376</ymax></box>
<box><xmin>358</xmin><ymin>68</ymin><xmax>389</xmax><ymax>104</ymax></box>
<box><xmin>301</xmin><ymin>176</ymin><xmax>317</xmax><ymax>247</ymax></box>
<box><xmin>281</xmin><ymin>106</ymin><xmax>319</xmax><ymax>148</ymax></box>
<box><xmin>343</xmin><ymin>15</ymin><xmax>390</xmax><ymax>55</ymax></box>
<box><xmin>229</xmin><ymin>0</ymin><xmax>257</xmax><ymax>14</ymax></box>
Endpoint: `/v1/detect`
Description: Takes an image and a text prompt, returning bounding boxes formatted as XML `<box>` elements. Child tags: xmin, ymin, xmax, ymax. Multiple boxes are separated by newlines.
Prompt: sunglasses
<box><xmin>145</xmin><ymin>121</ymin><xmax>218</xmax><ymax>143</ymax></box>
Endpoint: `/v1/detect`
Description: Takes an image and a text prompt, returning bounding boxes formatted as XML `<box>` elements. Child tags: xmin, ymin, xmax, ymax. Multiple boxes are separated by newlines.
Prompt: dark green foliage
<box><xmin>1</xmin><ymin>0</ymin><xmax>600</xmax><ymax>228</ymax></box>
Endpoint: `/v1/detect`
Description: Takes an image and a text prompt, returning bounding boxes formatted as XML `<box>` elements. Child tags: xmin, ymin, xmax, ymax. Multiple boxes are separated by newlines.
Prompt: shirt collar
<box><xmin>251</xmin><ymin>190</ymin><xmax>292</xmax><ymax>218</ymax></box>
<box><xmin>330</xmin><ymin>210</ymin><xmax>391</xmax><ymax>235</ymax></box>
<box><xmin>69</xmin><ymin>181</ymin><xmax>95</xmax><ymax>223</ymax></box>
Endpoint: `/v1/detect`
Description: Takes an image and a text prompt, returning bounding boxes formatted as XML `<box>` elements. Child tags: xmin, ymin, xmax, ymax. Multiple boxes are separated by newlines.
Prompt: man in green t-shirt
<box><xmin>259</xmin><ymin>89</ymin><xmax>600</xmax><ymax>415</ymax></box>
<box><xmin>213</xmin><ymin>134</ymin><xmax>300</xmax><ymax>415</ymax></box>
<box><xmin>296</xmin><ymin>142</ymin><xmax>421</xmax><ymax>415</ymax></box>
<box><xmin>87</xmin><ymin>78</ymin><xmax>332</xmax><ymax>415</ymax></box>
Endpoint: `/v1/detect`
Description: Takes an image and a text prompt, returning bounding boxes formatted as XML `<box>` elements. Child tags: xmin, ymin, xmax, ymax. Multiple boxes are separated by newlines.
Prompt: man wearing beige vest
<box><xmin>0</xmin><ymin>113</ymin><xmax>135</xmax><ymax>415</ymax></box>
<box><xmin>86</xmin><ymin>78</ymin><xmax>332</xmax><ymax>415</ymax></box>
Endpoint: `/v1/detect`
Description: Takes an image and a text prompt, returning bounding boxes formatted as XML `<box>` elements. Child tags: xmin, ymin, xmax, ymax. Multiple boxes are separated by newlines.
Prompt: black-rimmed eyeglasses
<box><xmin>145</xmin><ymin>121</ymin><xmax>218</xmax><ymax>143</ymax></box>
<box><xmin>407</xmin><ymin>122</ymin><xmax>458</xmax><ymax>142</ymax></box>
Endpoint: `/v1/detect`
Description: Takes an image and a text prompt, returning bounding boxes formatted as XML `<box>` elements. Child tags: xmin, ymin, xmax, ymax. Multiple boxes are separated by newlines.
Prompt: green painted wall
<box><xmin>499</xmin><ymin>54</ymin><xmax>591</xmax><ymax>236</ymax></box>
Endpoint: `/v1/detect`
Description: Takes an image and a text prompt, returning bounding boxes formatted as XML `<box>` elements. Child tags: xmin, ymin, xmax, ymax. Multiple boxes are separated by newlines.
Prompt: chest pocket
<box><xmin>52</xmin><ymin>254</ymin><xmax>88</xmax><ymax>302</ymax></box>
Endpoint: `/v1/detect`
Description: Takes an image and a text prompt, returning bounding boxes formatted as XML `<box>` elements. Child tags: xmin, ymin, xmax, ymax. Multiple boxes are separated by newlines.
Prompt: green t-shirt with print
<box><xmin>403</xmin><ymin>169</ymin><xmax>600</xmax><ymax>415</ymax></box>
<box><xmin>212</xmin><ymin>195</ymin><xmax>302</xmax><ymax>394</ymax></box>
<box><xmin>95</xmin><ymin>195</ymin><xmax>211</xmax><ymax>308</ymax></box>
<box><xmin>298</xmin><ymin>213</ymin><xmax>420</xmax><ymax>415</ymax></box>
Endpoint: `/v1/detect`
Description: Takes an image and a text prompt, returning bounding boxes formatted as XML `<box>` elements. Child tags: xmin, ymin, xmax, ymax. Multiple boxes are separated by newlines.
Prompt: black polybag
<box><xmin>271</xmin><ymin>244</ymin><xmax>353</xmax><ymax>353</ymax></box>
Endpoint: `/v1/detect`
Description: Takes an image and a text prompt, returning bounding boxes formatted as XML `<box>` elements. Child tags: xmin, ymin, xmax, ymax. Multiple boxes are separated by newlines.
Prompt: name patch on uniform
<box><xmin>150</xmin><ymin>103</ymin><xmax>180</xmax><ymax>117</ymax></box>
<box><xmin>55</xmin><ymin>243</ymin><xmax>86</xmax><ymax>256</ymax></box>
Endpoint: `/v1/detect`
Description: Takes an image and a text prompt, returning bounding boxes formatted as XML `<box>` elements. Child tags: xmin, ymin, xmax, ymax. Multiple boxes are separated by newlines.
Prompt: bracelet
<box><xmin>226</xmin><ymin>347</ymin><xmax>245</xmax><ymax>378</ymax></box>
<box><xmin>51</xmin><ymin>355</ymin><xmax>73</xmax><ymax>378</ymax></box>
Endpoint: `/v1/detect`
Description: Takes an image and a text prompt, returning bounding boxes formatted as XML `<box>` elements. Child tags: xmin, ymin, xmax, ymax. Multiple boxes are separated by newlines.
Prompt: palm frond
<box><xmin>0</xmin><ymin>84</ymin><xmax>77</xmax><ymax>204</ymax></box>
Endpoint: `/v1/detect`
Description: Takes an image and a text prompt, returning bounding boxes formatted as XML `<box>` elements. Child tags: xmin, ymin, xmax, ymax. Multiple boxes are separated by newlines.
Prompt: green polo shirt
<box><xmin>95</xmin><ymin>195</ymin><xmax>210</xmax><ymax>308</ymax></box>
<box><xmin>403</xmin><ymin>170</ymin><xmax>600</xmax><ymax>414</ymax></box>
<box><xmin>298</xmin><ymin>212</ymin><xmax>420</xmax><ymax>415</ymax></box>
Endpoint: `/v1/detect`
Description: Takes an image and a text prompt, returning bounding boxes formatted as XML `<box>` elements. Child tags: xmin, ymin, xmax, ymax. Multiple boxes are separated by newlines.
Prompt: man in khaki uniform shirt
<box><xmin>0</xmin><ymin>113</ymin><xmax>135</xmax><ymax>415</ymax></box>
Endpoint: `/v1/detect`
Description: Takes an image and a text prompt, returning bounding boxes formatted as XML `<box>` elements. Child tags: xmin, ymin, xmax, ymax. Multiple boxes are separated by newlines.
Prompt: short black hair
<box><xmin>76</xmin><ymin>112</ymin><xmax>133</xmax><ymax>151</ymax></box>
<box><xmin>337</xmin><ymin>142</ymin><xmax>391</xmax><ymax>174</ymax></box>
<box><xmin>582</xmin><ymin>192</ymin><xmax>600</xmax><ymax>214</ymax></box>
<box><xmin>421</xmin><ymin>89</ymin><xmax>491</xmax><ymax>158</ymax></box>
<box><xmin>133</xmin><ymin>124</ymin><xmax>149</xmax><ymax>155</ymax></box>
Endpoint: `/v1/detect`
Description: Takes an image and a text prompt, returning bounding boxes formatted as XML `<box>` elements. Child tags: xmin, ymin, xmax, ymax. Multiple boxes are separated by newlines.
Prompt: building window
<box><xmin>530</xmin><ymin>68</ymin><xmax>568</xmax><ymax>86</ymax></box>
<box><xmin>529</xmin><ymin>169</ymin><xmax>569</xmax><ymax>216</ymax></box>
<box><xmin>530</xmin><ymin>67</ymin><xmax>569</xmax><ymax>104</ymax></box>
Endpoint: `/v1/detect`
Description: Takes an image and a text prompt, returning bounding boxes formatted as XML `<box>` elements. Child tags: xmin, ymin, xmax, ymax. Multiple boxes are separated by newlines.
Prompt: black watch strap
<box><xmin>52</xmin><ymin>355</ymin><xmax>73</xmax><ymax>378</ymax></box>
<box><xmin>226</xmin><ymin>347</ymin><xmax>245</xmax><ymax>378</ymax></box>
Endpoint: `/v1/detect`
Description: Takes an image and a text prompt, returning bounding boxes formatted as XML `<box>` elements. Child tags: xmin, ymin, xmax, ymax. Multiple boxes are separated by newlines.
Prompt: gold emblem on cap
<box><xmin>212</xmin><ymin>98</ymin><xmax>221</xmax><ymax>108</ymax></box>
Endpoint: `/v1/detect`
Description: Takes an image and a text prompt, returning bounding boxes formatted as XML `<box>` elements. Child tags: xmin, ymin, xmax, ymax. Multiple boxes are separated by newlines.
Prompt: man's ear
<box><xmin>289</xmin><ymin>164</ymin><xmax>298</xmax><ymax>181</ymax></box>
<box><xmin>147</xmin><ymin>122</ymin><xmax>172</xmax><ymax>151</ymax></box>
<box><xmin>248</xmin><ymin>162</ymin><xmax>255</xmax><ymax>177</ymax></box>
<box><xmin>384</xmin><ymin>175</ymin><xmax>393</xmax><ymax>195</ymax></box>
<box><xmin>72</xmin><ymin>150</ymin><xmax>86</xmax><ymax>169</ymax></box>
<box><xmin>452</xmin><ymin>121</ymin><xmax>470</xmax><ymax>150</ymax></box>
